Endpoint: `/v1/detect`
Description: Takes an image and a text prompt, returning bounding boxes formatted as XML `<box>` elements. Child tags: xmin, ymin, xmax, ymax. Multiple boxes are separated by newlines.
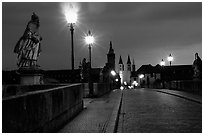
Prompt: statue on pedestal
<box><xmin>14</xmin><ymin>12</ymin><xmax>42</xmax><ymax>68</ymax></box>
<box><xmin>193</xmin><ymin>53</ymin><xmax>202</xmax><ymax>80</ymax></box>
<box><xmin>14</xmin><ymin>12</ymin><xmax>43</xmax><ymax>85</ymax></box>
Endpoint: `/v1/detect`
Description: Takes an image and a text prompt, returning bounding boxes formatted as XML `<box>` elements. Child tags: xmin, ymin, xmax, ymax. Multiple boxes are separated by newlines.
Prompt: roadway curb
<box><xmin>105</xmin><ymin>90</ymin><xmax>123</xmax><ymax>133</ymax></box>
<box><xmin>155</xmin><ymin>90</ymin><xmax>202</xmax><ymax>104</ymax></box>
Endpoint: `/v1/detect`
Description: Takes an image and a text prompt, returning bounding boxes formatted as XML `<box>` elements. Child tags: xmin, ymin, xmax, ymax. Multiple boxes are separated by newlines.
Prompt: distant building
<box><xmin>118</xmin><ymin>53</ymin><xmax>200</xmax><ymax>89</ymax></box>
<box><xmin>107</xmin><ymin>41</ymin><xmax>115</xmax><ymax>70</ymax></box>
<box><xmin>132</xmin><ymin>64</ymin><xmax>194</xmax><ymax>88</ymax></box>
<box><xmin>118</xmin><ymin>55</ymin><xmax>136</xmax><ymax>85</ymax></box>
<box><xmin>118</xmin><ymin>55</ymin><xmax>124</xmax><ymax>84</ymax></box>
<box><xmin>101</xmin><ymin>41</ymin><xmax>116</xmax><ymax>83</ymax></box>
<box><xmin>132</xmin><ymin>64</ymin><xmax>161</xmax><ymax>88</ymax></box>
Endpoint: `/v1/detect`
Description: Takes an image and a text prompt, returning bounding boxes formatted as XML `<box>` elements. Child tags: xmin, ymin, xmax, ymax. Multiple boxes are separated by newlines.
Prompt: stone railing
<box><xmin>2</xmin><ymin>84</ymin><xmax>83</xmax><ymax>133</ymax></box>
<box><xmin>169</xmin><ymin>80</ymin><xmax>202</xmax><ymax>95</ymax></box>
<box><xmin>3</xmin><ymin>84</ymin><xmax>65</xmax><ymax>98</ymax></box>
<box><xmin>83</xmin><ymin>83</ymin><xmax>111</xmax><ymax>98</ymax></box>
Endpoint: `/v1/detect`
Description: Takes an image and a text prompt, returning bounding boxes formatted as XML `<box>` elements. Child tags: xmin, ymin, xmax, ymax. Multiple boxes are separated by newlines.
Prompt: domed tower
<box><xmin>107</xmin><ymin>41</ymin><xmax>115</xmax><ymax>71</ymax></box>
<box><xmin>119</xmin><ymin>55</ymin><xmax>124</xmax><ymax>84</ymax></box>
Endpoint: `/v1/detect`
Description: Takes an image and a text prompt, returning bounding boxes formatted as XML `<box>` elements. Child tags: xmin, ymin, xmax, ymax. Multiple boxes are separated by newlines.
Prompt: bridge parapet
<box><xmin>2</xmin><ymin>84</ymin><xmax>83</xmax><ymax>133</ymax></box>
<box><xmin>83</xmin><ymin>83</ymin><xmax>111</xmax><ymax>98</ymax></box>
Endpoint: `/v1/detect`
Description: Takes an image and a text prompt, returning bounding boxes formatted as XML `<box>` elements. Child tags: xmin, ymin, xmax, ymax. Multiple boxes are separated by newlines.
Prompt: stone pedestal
<box><xmin>17</xmin><ymin>67</ymin><xmax>44</xmax><ymax>85</ymax></box>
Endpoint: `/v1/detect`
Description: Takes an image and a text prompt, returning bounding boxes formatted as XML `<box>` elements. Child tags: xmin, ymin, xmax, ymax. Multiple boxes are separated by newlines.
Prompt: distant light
<box><xmin>160</xmin><ymin>59</ymin><xmax>165</xmax><ymax>66</ymax></box>
<box><xmin>128</xmin><ymin>86</ymin><xmax>131</xmax><ymax>89</ymax></box>
<box><xmin>110</xmin><ymin>70</ymin><xmax>116</xmax><ymax>76</ymax></box>
<box><xmin>115</xmin><ymin>78</ymin><xmax>119</xmax><ymax>82</ymax></box>
<box><xmin>120</xmin><ymin>86</ymin><xmax>124</xmax><ymax>90</ymax></box>
<box><xmin>167</xmin><ymin>54</ymin><xmax>173</xmax><ymax>62</ymax></box>
<box><xmin>85</xmin><ymin>30</ymin><xmax>94</xmax><ymax>45</ymax></box>
<box><xmin>132</xmin><ymin>81</ymin><xmax>138</xmax><ymax>86</ymax></box>
<box><xmin>139</xmin><ymin>74</ymin><xmax>144</xmax><ymax>79</ymax></box>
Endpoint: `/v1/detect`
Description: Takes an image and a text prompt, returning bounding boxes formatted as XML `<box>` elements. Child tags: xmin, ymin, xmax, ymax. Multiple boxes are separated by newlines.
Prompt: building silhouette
<box><xmin>107</xmin><ymin>41</ymin><xmax>115</xmax><ymax>71</ymax></box>
<box><xmin>101</xmin><ymin>41</ymin><xmax>116</xmax><ymax>83</ymax></box>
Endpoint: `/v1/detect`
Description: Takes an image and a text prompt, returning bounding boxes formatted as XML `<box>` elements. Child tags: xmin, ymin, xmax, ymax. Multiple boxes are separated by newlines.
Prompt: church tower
<box><xmin>132</xmin><ymin>59</ymin><xmax>136</xmax><ymax>72</ymax></box>
<box><xmin>107</xmin><ymin>41</ymin><xmax>115</xmax><ymax>70</ymax></box>
<box><xmin>119</xmin><ymin>55</ymin><xmax>124</xmax><ymax>84</ymax></box>
<box><xmin>127</xmin><ymin>55</ymin><xmax>131</xmax><ymax>71</ymax></box>
<box><xmin>125</xmin><ymin>55</ymin><xmax>132</xmax><ymax>84</ymax></box>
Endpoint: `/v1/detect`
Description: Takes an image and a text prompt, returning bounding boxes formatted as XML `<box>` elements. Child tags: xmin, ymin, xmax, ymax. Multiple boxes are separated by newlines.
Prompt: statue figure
<box><xmin>14</xmin><ymin>12</ymin><xmax>42</xmax><ymax>68</ymax></box>
<box><xmin>81</xmin><ymin>58</ymin><xmax>89</xmax><ymax>82</ymax></box>
<box><xmin>193</xmin><ymin>53</ymin><xmax>202</xmax><ymax>80</ymax></box>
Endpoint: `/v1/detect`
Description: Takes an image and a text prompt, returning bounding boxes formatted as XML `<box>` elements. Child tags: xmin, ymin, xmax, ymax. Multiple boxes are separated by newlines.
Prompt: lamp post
<box><xmin>111</xmin><ymin>70</ymin><xmax>116</xmax><ymax>76</ymax></box>
<box><xmin>85</xmin><ymin>30</ymin><xmax>94</xmax><ymax>97</ymax></box>
<box><xmin>160</xmin><ymin>59</ymin><xmax>165</xmax><ymax>66</ymax></box>
<box><xmin>167</xmin><ymin>53</ymin><xmax>173</xmax><ymax>66</ymax></box>
<box><xmin>139</xmin><ymin>74</ymin><xmax>144</xmax><ymax>88</ymax></box>
<box><xmin>160</xmin><ymin>59</ymin><xmax>165</xmax><ymax>88</ymax></box>
<box><xmin>110</xmin><ymin>70</ymin><xmax>116</xmax><ymax>89</ymax></box>
<box><xmin>65</xmin><ymin>9</ymin><xmax>78</xmax><ymax>71</ymax></box>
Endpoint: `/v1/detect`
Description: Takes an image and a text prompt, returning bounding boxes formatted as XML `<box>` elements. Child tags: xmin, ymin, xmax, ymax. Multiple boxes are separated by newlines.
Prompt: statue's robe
<box><xmin>14</xmin><ymin>22</ymin><xmax>41</xmax><ymax>67</ymax></box>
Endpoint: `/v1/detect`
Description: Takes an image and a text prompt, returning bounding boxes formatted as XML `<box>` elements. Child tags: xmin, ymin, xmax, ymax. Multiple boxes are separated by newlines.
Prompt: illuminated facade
<box><xmin>118</xmin><ymin>55</ymin><xmax>136</xmax><ymax>85</ymax></box>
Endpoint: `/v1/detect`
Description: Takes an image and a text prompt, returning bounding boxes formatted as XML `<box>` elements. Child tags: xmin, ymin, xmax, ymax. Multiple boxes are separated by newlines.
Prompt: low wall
<box><xmin>2</xmin><ymin>84</ymin><xmax>83</xmax><ymax>133</ymax></box>
<box><xmin>83</xmin><ymin>83</ymin><xmax>111</xmax><ymax>98</ymax></box>
<box><xmin>93</xmin><ymin>83</ymin><xmax>111</xmax><ymax>97</ymax></box>
<box><xmin>169</xmin><ymin>80</ymin><xmax>202</xmax><ymax>95</ymax></box>
<box><xmin>83</xmin><ymin>83</ymin><xmax>89</xmax><ymax>97</ymax></box>
<box><xmin>3</xmin><ymin>84</ymin><xmax>66</xmax><ymax>98</ymax></box>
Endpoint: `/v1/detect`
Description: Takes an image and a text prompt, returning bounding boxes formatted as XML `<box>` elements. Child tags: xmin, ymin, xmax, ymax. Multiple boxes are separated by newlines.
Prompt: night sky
<box><xmin>2</xmin><ymin>2</ymin><xmax>202</xmax><ymax>71</ymax></box>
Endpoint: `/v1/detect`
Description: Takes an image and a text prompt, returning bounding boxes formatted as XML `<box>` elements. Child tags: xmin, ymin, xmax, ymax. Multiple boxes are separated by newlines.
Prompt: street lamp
<box><xmin>160</xmin><ymin>59</ymin><xmax>165</xmax><ymax>88</ymax></box>
<box><xmin>65</xmin><ymin>8</ymin><xmax>78</xmax><ymax>71</ymax></box>
<box><xmin>139</xmin><ymin>74</ymin><xmax>144</xmax><ymax>87</ymax></box>
<box><xmin>111</xmin><ymin>70</ymin><xmax>116</xmax><ymax>76</ymax></box>
<box><xmin>85</xmin><ymin>30</ymin><xmax>94</xmax><ymax>97</ymax></box>
<box><xmin>160</xmin><ymin>59</ymin><xmax>165</xmax><ymax>66</ymax></box>
<box><xmin>85</xmin><ymin>30</ymin><xmax>94</xmax><ymax>68</ymax></box>
<box><xmin>167</xmin><ymin>53</ymin><xmax>173</xmax><ymax>66</ymax></box>
<box><xmin>139</xmin><ymin>74</ymin><xmax>144</xmax><ymax>79</ymax></box>
<box><xmin>110</xmin><ymin>70</ymin><xmax>116</xmax><ymax>89</ymax></box>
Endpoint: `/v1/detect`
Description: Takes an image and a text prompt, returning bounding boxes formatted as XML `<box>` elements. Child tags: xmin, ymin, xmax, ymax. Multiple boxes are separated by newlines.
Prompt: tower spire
<box><xmin>107</xmin><ymin>41</ymin><xmax>115</xmax><ymax>70</ymax></box>
<box><xmin>132</xmin><ymin>58</ymin><xmax>136</xmax><ymax>71</ymax></box>
<box><xmin>108</xmin><ymin>41</ymin><xmax>114</xmax><ymax>54</ymax></box>
<box><xmin>119</xmin><ymin>55</ymin><xmax>123</xmax><ymax>64</ymax></box>
<box><xmin>127</xmin><ymin>55</ymin><xmax>131</xmax><ymax>64</ymax></box>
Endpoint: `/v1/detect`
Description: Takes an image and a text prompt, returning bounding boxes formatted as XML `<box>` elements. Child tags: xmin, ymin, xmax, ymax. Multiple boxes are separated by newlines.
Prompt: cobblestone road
<box><xmin>117</xmin><ymin>88</ymin><xmax>202</xmax><ymax>133</ymax></box>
